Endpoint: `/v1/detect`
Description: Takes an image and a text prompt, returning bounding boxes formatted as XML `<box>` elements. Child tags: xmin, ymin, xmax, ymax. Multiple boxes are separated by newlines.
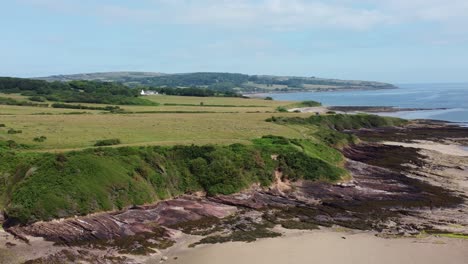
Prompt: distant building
<box><xmin>140</xmin><ymin>90</ymin><xmax>158</xmax><ymax>96</ymax></box>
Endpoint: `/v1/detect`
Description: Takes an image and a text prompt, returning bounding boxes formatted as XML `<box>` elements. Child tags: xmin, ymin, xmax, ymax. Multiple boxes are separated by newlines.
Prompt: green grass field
<box><xmin>0</xmin><ymin>94</ymin><xmax>306</xmax><ymax>151</ymax></box>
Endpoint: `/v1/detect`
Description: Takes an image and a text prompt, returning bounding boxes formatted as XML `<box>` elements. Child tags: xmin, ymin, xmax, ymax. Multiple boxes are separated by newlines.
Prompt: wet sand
<box><xmin>161</xmin><ymin>229</ymin><xmax>468</xmax><ymax>264</ymax></box>
<box><xmin>383</xmin><ymin>141</ymin><xmax>468</xmax><ymax>156</ymax></box>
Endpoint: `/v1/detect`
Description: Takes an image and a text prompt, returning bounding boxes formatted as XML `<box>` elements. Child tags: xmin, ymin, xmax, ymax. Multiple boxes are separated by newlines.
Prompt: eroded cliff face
<box><xmin>3</xmin><ymin>123</ymin><xmax>468</xmax><ymax>263</ymax></box>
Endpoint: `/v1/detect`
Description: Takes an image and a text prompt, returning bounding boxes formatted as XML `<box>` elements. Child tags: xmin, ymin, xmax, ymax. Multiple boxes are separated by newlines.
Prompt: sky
<box><xmin>1</xmin><ymin>0</ymin><xmax>468</xmax><ymax>83</ymax></box>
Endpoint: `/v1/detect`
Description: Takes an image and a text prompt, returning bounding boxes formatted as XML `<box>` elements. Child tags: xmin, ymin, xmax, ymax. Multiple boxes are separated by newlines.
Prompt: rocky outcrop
<box><xmin>8</xmin><ymin>198</ymin><xmax>237</xmax><ymax>245</ymax></box>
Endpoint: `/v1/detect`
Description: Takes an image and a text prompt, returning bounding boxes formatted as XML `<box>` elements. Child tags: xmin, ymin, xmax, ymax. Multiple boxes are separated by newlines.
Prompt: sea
<box><xmin>267</xmin><ymin>83</ymin><xmax>468</xmax><ymax>124</ymax></box>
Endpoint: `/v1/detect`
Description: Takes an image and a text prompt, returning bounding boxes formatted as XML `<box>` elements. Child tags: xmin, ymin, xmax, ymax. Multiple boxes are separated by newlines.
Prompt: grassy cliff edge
<box><xmin>0</xmin><ymin>114</ymin><xmax>405</xmax><ymax>225</ymax></box>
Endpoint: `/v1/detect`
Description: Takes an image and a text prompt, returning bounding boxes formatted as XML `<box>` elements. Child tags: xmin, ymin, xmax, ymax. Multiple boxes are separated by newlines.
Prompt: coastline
<box><xmin>1</xmin><ymin>118</ymin><xmax>467</xmax><ymax>263</ymax></box>
<box><xmin>243</xmin><ymin>86</ymin><xmax>397</xmax><ymax>98</ymax></box>
<box><xmin>161</xmin><ymin>228</ymin><xmax>468</xmax><ymax>264</ymax></box>
<box><xmin>382</xmin><ymin>140</ymin><xmax>468</xmax><ymax>156</ymax></box>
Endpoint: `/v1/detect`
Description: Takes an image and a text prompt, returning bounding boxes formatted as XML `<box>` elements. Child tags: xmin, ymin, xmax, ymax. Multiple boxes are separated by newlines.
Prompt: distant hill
<box><xmin>37</xmin><ymin>72</ymin><xmax>397</xmax><ymax>93</ymax></box>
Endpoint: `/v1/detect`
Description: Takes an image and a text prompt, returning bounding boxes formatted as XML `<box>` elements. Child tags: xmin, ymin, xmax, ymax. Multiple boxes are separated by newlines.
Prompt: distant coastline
<box><xmin>244</xmin><ymin>85</ymin><xmax>397</xmax><ymax>97</ymax></box>
<box><xmin>259</xmin><ymin>83</ymin><xmax>468</xmax><ymax>123</ymax></box>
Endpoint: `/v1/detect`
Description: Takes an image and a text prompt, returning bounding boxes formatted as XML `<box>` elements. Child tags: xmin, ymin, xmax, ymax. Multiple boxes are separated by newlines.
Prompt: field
<box><xmin>0</xmin><ymin>94</ymin><xmax>306</xmax><ymax>151</ymax></box>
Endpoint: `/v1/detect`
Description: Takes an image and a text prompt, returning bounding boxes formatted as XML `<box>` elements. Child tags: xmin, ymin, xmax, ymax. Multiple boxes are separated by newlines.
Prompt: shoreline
<box><xmin>243</xmin><ymin>86</ymin><xmax>397</xmax><ymax>97</ymax></box>
<box><xmin>161</xmin><ymin>228</ymin><xmax>468</xmax><ymax>264</ymax></box>
<box><xmin>382</xmin><ymin>140</ymin><xmax>468</xmax><ymax>156</ymax></box>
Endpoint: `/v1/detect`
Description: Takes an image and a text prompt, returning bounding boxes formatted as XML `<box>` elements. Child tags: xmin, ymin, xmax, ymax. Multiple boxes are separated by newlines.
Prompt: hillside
<box><xmin>0</xmin><ymin>77</ymin><xmax>159</xmax><ymax>106</ymax></box>
<box><xmin>37</xmin><ymin>72</ymin><xmax>397</xmax><ymax>93</ymax></box>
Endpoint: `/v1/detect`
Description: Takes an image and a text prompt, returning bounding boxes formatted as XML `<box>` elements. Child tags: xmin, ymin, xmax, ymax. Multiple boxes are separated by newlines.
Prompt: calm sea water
<box><xmin>267</xmin><ymin>83</ymin><xmax>468</xmax><ymax>123</ymax></box>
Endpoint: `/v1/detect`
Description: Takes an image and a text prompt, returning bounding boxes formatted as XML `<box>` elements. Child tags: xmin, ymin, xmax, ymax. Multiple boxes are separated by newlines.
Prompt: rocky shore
<box><xmin>1</xmin><ymin>121</ymin><xmax>467</xmax><ymax>263</ymax></box>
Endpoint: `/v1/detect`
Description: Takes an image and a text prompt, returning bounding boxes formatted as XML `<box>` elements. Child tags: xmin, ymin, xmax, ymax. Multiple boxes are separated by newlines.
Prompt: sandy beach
<box><xmin>160</xmin><ymin>229</ymin><xmax>468</xmax><ymax>264</ymax></box>
<box><xmin>383</xmin><ymin>141</ymin><xmax>468</xmax><ymax>156</ymax></box>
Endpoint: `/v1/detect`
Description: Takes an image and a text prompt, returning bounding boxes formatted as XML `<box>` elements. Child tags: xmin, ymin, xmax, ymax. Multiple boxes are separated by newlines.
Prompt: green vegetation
<box><xmin>0</xmin><ymin>96</ymin><xmax>48</xmax><ymax>107</ymax></box>
<box><xmin>266</xmin><ymin>114</ymin><xmax>406</xmax><ymax>147</ymax></box>
<box><xmin>153</xmin><ymin>87</ymin><xmax>239</xmax><ymax>97</ymax></box>
<box><xmin>0</xmin><ymin>91</ymin><xmax>409</xmax><ymax>227</ymax></box>
<box><xmin>0</xmin><ymin>111</ymin><xmax>301</xmax><ymax>151</ymax></box>
<box><xmin>300</xmin><ymin>100</ymin><xmax>322</xmax><ymax>107</ymax></box>
<box><xmin>276</xmin><ymin>106</ymin><xmax>288</xmax><ymax>112</ymax></box>
<box><xmin>7</xmin><ymin>129</ymin><xmax>22</xmax><ymax>134</ymax></box>
<box><xmin>40</xmin><ymin>72</ymin><xmax>397</xmax><ymax>93</ymax></box>
<box><xmin>0</xmin><ymin>77</ymin><xmax>156</xmax><ymax>105</ymax></box>
<box><xmin>94</xmin><ymin>138</ymin><xmax>121</xmax><ymax>146</ymax></box>
<box><xmin>33</xmin><ymin>136</ymin><xmax>47</xmax><ymax>143</ymax></box>
<box><xmin>268</xmin><ymin>113</ymin><xmax>406</xmax><ymax>131</ymax></box>
<box><xmin>190</xmin><ymin>225</ymin><xmax>281</xmax><ymax>246</ymax></box>
<box><xmin>279</xmin><ymin>220</ymin><xmax>319</xmax><ymax>230</ymax></box>
<box><xmin>51</xmin><ymin>103</ymin><xmax>122</xmax><ymax>111</ymax></box>
<box><xmin>0</xmin><ymin>140</ymin><xmax>29</xmax><ymax>151</ymax></box>
<box><xmin>1</xmin><ymin>135</ymin><xmax>350</xmax><ymax>224</ymax></box>
<box><xmin>288</xmin><ymin>100</ymin><xmax>322</xmax><ymax>108</ymax></box>
<box><xmin>435</xmin><ymin>233</ymin><xmax>468</xmax><ymax>239</ymax></box>
<box><xmin>28</xmin><ymin>96</ymin><xmax>46</xmax><ymax>102</ymax></box>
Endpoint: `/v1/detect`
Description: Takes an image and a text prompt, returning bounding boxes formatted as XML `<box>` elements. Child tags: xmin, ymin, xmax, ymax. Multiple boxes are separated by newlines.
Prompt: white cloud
<box><xmin>17</xmin><ymin>0</ymin><xmax>468</xmax><ymax>32</ymax></box>
<box><xmin>130</xmin><ymin>0</ymin><xmax>391</xmax><ymax>31</ymax></box>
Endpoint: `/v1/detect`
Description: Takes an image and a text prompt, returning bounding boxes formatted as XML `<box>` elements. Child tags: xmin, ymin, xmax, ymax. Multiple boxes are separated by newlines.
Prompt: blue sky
<box><xmin>1</xmin><ymin>0</ymin><xmax>468</xmax><ymax>83</ymax></box>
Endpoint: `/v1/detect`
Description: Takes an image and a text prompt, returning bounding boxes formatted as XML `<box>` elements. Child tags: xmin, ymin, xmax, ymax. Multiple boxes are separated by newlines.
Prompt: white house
<box><xmin>140</xmin><ymin>90</ymin><xmax>159</xmax><ymax>96</ymax></box>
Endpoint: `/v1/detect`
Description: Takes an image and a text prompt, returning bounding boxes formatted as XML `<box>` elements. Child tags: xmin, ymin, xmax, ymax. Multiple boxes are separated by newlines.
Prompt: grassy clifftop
<box><xmin>268</xmin><ymin>114</ymin><xmax>407</xmax><ymax>130</ymax></box>
<box><xmin>1</xmin><ymin>136</ymin><xmax>347</xmax><ymax>224</ymax></box>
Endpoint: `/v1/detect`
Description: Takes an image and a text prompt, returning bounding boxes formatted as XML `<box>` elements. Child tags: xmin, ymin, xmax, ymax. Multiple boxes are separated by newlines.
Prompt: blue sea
<box><xmin>267</xmin><ymin>83</ymin><xmax>468</xmax><ymax>124</ymax></box>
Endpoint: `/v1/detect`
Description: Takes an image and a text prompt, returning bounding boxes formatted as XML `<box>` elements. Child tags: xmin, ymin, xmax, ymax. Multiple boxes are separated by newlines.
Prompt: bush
<box><xmin>33</xmin><ymin>136</ymin><xmax>47</xmax><ymax>142</ymax></box>
<box><xmin>51</xmin><ymin>103</ymin><xmax>121</xmax><ymax>111</ymax></box>
<box><xmin>0</xmin><ymin>124</ymin><xmax>5</xmax><ymax>127</ymax></box>
<box><xmin>0</xmin><ymin>97</ymin><xmax>48</xmax><ymax>107</ymax></box>
<box><xmin>278</xmin><ymin>151</ymin><xmax>344</xmax><ymax>182</ymax></box>
<box><xmin>29</xmin><ymin>96</ymin><xmax>46</xmax><ymax>102</ymax></box>
<box><xmin>299</xmin><ymin>100</ymin><xmax>322</xmax><ymax>107</ymax></box>
<box><xmin>264</xmin><ymin>97</ymin><xmax>273</xmax><ymax>100</ymax></box>
<box><xmin>0</xmin><ymin>140</ymin><xmax>30</xmax><ymax>150</ymax></box>
<box><xmin>8</xmin><ymin>129</ymin><xmax>22</xmax><ymax>134</ymax></box>
<box><xmin>276</xmin><ymin>106</ymin><xmax>288</xmax><ymax>113</ymax></box>
<box><xmin>94</xmin><ymin>138</ymin><xmax>122</xmax><ymax>146</ymax></box>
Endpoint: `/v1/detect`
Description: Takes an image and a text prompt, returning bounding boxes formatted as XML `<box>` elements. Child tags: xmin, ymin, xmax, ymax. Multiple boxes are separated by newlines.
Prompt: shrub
<box><xmin>278</xmin><ymin>151</ymin><xmax>344</xmax><ymax>182</ymax></box>
<box><xmin>264</xmin><ymin>97</ymin><xmax>273</xmax><ymax>101</ymax></box>
<box><xmin>0</xmin><ymin>124</ymin><xmax>5</xmax><ymax>127</ymax></box>
<box><xmin>51</xmin><ymin>103</ymin><xmax>121</xmax><ymax>111</ymax></box>
<box><xmin>300</xmin><ymin>100</ymin><xmax>322</xmax><ymax>107</ymax></box>
<box><xmin>0</xmin><ymin>140</ymin><xmax>31</xmax><ymax>150</ymax></box>
<box><xmin>29</xmin><ymin>96</ymin><xmax>46</xmax><ymax>102</ymax></box>
<box><xmin>33</xmin><ymin>136</ymin><xmax>47</xmax><ymax>142</ymax></box>
<box><xmin>8</xmin><ymin>129</ymin><xmax>22</xmax><ymax>134</ymax></box>
<box><xmin>94</xmin><ymin>138</ymin><xmax>122</xmax><ymax>147</ymax></box>
<box><xmin>276</xmin><ymin>106</ymin><xmax>288</xmax><ymax>113</ymax></box>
